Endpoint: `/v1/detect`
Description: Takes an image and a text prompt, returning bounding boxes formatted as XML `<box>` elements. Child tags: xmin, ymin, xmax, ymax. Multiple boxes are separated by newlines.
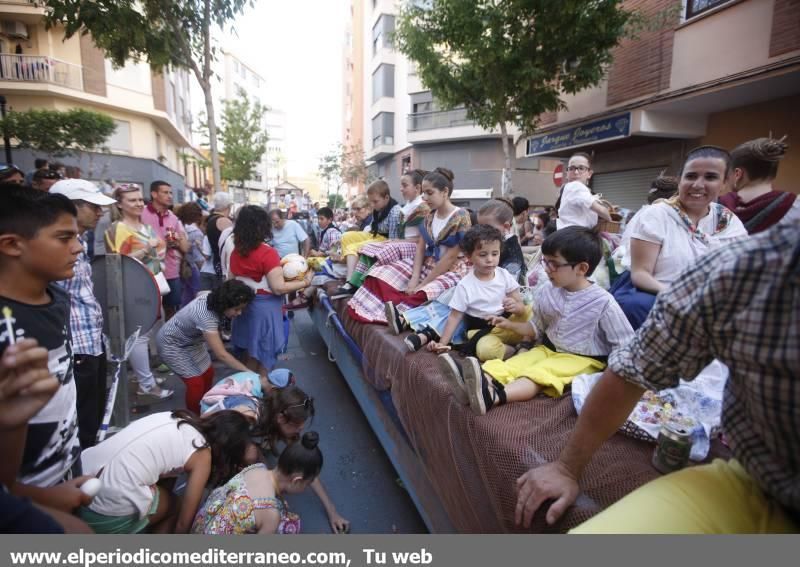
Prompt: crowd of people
<box><xmin>0</xmin><ymin>133</ymin><xmax>797</xmax><ymax>534</ymax></box>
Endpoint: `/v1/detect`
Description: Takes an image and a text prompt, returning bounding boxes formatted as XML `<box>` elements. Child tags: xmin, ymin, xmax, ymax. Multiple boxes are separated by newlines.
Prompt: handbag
<box><xmin>154</xmin><ymin>271</ymin><xmax>171</xmax><ymax>296</ymax></box>
<box><xmin>180</xmin><ymin>255</ymin><xmax>193</xmax><ymax>280</ymax></box>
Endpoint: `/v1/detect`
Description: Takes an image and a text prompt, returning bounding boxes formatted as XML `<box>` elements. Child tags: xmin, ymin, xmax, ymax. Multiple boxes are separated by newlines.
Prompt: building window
<box><xmin>685</xmin><ymin>0</ymin><xmax>734</xmax><ymax>19</ymax></box>
<box><xmin>372</xmin><ymin>14</ymin><xmax>395</xmax><ymax>56</ymax></box>
<box><xmin>371</xmin><ymin>112</ymin><xmax>394</xmax><ymax>148</ymax></box>
<box><xmin>400</xmin><ymin>155</ymin><xmax>411</xmax><ymax>175</ymax></box>
<box><xmin>371</xmin><ymin>63</ymin><xmax>395</xmax><ymax>103</ymax></box>
<box><xmin>106</xmin><ymin>119</ymin><xmax>132</xmax><ymax>154</ymax></box>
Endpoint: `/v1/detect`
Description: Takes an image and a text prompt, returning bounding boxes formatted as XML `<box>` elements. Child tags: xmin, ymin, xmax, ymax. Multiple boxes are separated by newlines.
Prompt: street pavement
<box><xmin>121</xmin><ymin>308</ymin><xmax>428</xmax><ymax>534</ymax></box>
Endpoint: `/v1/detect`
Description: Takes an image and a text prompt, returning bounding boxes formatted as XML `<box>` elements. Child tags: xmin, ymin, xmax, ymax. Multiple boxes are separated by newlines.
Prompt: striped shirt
<box><xmin>156</xmin><ymin>296</ymin><xmax>220</xmax><ymax>377</ymax></box>
<box><xmin>532</xmin><ymin>282</ymin><xmax>634</xmax><ymax>358</ymax></box>
<box><xmin>610</xmin><ymin>220</ymin><xmax>800</xmax><ymax>513</ymax></box>
<box><xmin>56</xmin><ymin>234</ymin><xmax>103</xmax><ymax>356</ymax></box>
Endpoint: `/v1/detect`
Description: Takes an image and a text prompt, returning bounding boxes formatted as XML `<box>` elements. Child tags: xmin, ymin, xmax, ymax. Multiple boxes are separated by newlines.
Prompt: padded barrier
<box><xmin>319</xmin><ymin>286</ymin><xmax>661</xmax><ymax>532</ymax></box>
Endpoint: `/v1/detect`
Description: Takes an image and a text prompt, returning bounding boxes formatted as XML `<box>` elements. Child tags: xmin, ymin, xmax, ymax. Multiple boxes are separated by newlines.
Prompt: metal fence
<box><xmin>0</xmin><ymin>54</ymin><xmax>84</xmax><ymax>91</ymax></box>
<box><xmin>407</xmin><ymin>107</ymin><xmax>475</xmax><ymax>131</ymax></box>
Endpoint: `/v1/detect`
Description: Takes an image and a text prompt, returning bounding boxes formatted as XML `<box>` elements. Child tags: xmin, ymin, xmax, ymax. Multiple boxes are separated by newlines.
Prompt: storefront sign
<box><xmin>526</xmin><ymin>113</ymin><xmax>631</xmax><ymax>156</ymax></box>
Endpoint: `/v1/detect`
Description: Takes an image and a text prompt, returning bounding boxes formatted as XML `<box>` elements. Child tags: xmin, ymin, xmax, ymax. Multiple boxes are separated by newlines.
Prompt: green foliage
<box><xmin>0</xmin><ymin>108</ymin><xmax>116</xmax><ymax>157</ymax></box>
<box><xmin>43</xmin><ymin>0</ymin><xmax>252</xmax><ymax>73</ymax></box>
<box><xmin>318</xmin><ymin>143</ymin><xmax>369</xmax><ymax>192</ymax></box>
<box><xmin>394</xmin><ymin>0</ymin><xmax>638</xmax><ymax>136</ymax></box>
<box><xmin>218</xmin><ymin>88</ymin><xmax>269</xmax><ymax>187</ymax></box>
<box><xmin>327</xmin><ymin>193</ymin><xmax>346</xmax><ymax>210</ymax></box>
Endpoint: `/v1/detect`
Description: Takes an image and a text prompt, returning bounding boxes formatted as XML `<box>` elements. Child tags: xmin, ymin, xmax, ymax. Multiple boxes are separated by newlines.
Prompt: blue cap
<box><xmin>267</xmin><ymin>368</ymin><xmax>294</xmax><ymax>388</ymax></box>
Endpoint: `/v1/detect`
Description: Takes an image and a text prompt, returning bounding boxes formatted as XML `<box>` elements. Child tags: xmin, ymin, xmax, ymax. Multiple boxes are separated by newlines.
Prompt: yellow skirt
<box><xmin>482</xmin><ymin>345</ymin><xmax>605</xmax><ymax>397</ymax></box>
<box><xmin>340</xmin><ymin>232</ymin><xmax>386</xmax><ymax>257</ymax></box>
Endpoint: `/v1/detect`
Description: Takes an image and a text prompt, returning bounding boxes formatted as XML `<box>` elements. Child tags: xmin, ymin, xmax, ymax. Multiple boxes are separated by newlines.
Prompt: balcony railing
<box><xmin>0</xmin><ymin>54</ymin><xmax>84</xmax><ymax>91</ymax></box>
<box><xmin>407</xmin><ymin>108</ymin><xmax>476</xmax><ymax>132</ymax></box>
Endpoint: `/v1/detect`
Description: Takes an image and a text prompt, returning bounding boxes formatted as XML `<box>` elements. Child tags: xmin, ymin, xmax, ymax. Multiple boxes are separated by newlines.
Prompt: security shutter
<box><xmin>592</xmin><ymin>167</ymin><xmax>667</xmax><ymax>212</ymax></box>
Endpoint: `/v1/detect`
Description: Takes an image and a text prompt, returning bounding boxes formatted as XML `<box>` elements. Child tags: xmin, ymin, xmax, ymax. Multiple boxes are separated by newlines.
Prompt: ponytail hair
<box><xmin>253</xmin><ymin>385</ymin><xmax>315</xmax><ymax>454</ymax></box>
<box><xmin>478</xmin><ymin>199</ymin><xmax>514</xmax><ymax>225</ymax></box>
<box><xmin>173</xmin><ymin>409</ymin><xmax>253</xmax><ymax>487</ymax></box>
<box><xmin>277</xmin><ymin>431</ymin><xmax>323</xmax><ymax>481</ymax></box>
<box><xmin>730</xmin><ymin>136</ymin><xmax>788</xmax><ymax>182</ymax></box>
<box><xmin>683</xmin><ymin>145</ymin><xmax>732</xmax><ymax>180</ymax></box>
<box><xmin>403</xmin><ymin>168</ymin><xmax>428</xmax><ymax>186</ymax></box>
<box><xmin>423</xmin><ymin>167</ymin><xmax>455</xmax><ymax>197</ymax></box>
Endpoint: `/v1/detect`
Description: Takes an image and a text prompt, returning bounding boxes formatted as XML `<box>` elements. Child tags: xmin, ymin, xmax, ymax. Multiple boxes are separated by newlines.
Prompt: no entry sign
<box><xmin>553</xmin><ymin>163</ymin><xmax>564</xmax><ymax>187</ymax></box>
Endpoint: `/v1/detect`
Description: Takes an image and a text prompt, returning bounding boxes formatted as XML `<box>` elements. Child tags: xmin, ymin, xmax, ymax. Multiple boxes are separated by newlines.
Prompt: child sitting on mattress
<box><xmin>438</xmin><ymin>226</ymin><xmax>634</xmax><ymax>415</ymax></box>
<box><xmin>386</xmin><ymin>224</ymin><xmax>525</xmax><ymax>358</ymax></box>
<box><xmin>386</xmin><ymin>200</ymin><xmax>531</xmax><ymax>360</ymax></box>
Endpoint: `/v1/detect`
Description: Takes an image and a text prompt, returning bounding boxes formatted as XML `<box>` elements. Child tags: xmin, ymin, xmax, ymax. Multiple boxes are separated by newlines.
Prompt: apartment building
<box><xmin>205</xmin><ymin>49</ymin><xmax>288</xmax><ymax>206</ymax></box>
<box><xmin>0</xmin><ymin>1</ymin><xmax>196</xmax><ymax>200</ymax></box>
<box><xmin>342</xmin><ymin>0</ymin><xmax>366</xmax><ymax>199</ymax></box>
<box><xmin>359</xmin><ymin>0</ymin><xmax>556</xmax><ymax>208</ymax></box>
<box><xmin>522</xmin><ymin>0</ymin><xmax>800</xmax><ymax>210</ymax></box>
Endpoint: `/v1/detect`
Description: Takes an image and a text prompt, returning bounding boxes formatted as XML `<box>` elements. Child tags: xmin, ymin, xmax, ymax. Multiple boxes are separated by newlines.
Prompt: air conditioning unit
<box><xmin>2</xmin><ymin>21</ymin><xmax>29</xmax><ymax>40</ymax></box>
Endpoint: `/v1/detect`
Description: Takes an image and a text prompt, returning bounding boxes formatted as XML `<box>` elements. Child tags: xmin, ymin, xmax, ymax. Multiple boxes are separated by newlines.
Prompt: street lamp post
<box><xmin>0</xmin><ymin>95</ymin><xmax>13</xmax><ymax>165</ymax></box>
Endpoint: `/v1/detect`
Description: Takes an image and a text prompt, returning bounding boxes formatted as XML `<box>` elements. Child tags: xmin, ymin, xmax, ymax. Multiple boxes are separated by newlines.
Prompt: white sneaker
<box><xmin>137</xmin><ymin>386</ymin><xmax>174</xmax><ymax>400</ymax></box>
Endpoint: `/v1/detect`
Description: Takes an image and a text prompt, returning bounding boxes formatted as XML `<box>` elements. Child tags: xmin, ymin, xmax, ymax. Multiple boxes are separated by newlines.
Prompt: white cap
<box><xmin>50</xmin><ymin>179</ymin><xmax>116</xmax><ymax>206</ymax></box>
<box><xmin>213</xmin><ymin>192</ymin><xmax>234</xmax><ymax>210</ymax></box>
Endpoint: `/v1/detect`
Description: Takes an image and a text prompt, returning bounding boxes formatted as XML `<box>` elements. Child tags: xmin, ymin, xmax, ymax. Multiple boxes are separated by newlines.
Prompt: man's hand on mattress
<box><xmin>515</xmin><ymin>461</ymin><xmax>579</xmax><ymax>528</ymax></box>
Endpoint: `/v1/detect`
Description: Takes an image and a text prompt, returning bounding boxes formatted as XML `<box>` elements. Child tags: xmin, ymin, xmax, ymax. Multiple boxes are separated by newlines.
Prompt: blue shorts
<box><xmin>164</xmin><ymin>277</ymin><xmax>183</xmax><ymax>307</ymax></box>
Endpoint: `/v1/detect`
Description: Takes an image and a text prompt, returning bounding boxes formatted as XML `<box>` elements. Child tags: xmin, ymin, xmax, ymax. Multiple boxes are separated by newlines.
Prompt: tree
<box><xmin>43</xmin><ymin>0</ymin><xmax>254</xmax><ymax>192</ymax></box>
<box><xmin>394</xmin><ymin>0</ymin><xmax>643</xmax><ymax>195</ymax></box>
<box><xmin>217</xmin><ymin>88</ymin><xmax>268</xmax><ymax>189</ymax></box>
<box><xmin>318</xmin><ymin>143</ymin><xmax>371</xmax><ymax>206</ymax></box>
<box><xmin>0</xmin><ymin>107</ymin><xmax>116</xmax><ymax>157</ymax></box>
<box><xmin>328</xmin><ymin>193</ymin><xmax>346</xmax><ymax>210</ymax></box>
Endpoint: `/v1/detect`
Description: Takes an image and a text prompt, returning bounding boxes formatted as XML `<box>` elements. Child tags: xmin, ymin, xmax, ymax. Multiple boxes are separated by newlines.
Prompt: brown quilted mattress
<box><xmin>327</xmin><ymin>294</ymin><xmax>661</xmax><ymax>533</ymax></box>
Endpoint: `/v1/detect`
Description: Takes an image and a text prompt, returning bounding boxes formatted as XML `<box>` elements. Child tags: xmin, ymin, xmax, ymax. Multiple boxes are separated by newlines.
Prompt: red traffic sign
<box><xmin>553</xmin><ymin>164</ymin><xmax>564</xmax><ymax>187</ymax></box>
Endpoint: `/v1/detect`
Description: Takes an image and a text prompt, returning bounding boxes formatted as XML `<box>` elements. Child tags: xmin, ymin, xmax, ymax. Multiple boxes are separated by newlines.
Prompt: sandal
<box><xmin>385</xmin><ymin>301</ymin><xmax>407</xmax><ymax>335</ymax></box>
<box><xmin>462</xmin><ymin>358</ymin><xmax>506</xmax><ymax>415</ymax></box>
<box><xmin>404</xmin><ymin>327</ymin><xmax>437</xmax><ymax>352</ymax></box>
<box><xmin>437</xmin><ymin>353</ymin><xmax>469</xmax><ymax>405</ymax></box>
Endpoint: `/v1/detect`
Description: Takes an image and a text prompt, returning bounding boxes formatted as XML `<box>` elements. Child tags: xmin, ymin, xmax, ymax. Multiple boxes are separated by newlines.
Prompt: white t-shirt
<box><xmin>218</xmin><ymin>226</ymin><xmax>235</xmax><ymax>279</ymax></box>
<box><xmin>557</xmin><ymin>181</ymin><xmax>598</xmax><ymax>230</ymax></box>
<box><xmin>431</xmin><ymin>208</ymin><xmax>458</xmax><ymax>240</ymax></box>
<box><xmin>628</xmin><ymin>202</ymin><xmax>748</xmax><ymax>285</ymax></box>
<box><xmin>81</xmin><ymin>412</ymin><xmax>206</xmax><ymax>519</ymax></box>
<box><xmin>448</xmin><ymin>267</ymin><xmax>519</xmax><ymax>318</ymax></box>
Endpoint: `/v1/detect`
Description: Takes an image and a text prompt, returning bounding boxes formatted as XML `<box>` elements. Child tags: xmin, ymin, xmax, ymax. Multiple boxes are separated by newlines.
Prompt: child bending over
<box><xmin>79</xmin><ymin>410</ymin><xmax>253</xmax><ymax>533</ymax></box>
<box><xmin>439</xmin><ymin>226</ymin><xmax>633</xmax><ymax>415</ymax></box>
<box><xmin>193</xmin><ymin>431</ymin><xmax>325</xmax><ymax>534</ymax></box>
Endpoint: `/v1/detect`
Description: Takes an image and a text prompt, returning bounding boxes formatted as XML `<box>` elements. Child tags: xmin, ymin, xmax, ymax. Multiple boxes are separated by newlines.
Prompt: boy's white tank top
<box><xmin>81</xmin><ymin>411</ymin><xmax>206</xmax><ymax>519</ymax></box>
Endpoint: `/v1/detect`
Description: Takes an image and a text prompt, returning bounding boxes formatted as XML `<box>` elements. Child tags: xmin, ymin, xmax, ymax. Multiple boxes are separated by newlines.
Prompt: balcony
<box><xmin>0</xmin><ymin>54</ymin><xmax>84</xmax><ymax>91</ymax></box>
<box><xmin>407</xmin><ymin>108</ymin><xmax>497</xmax><ymax>144</ymax></box>
<box><xmin>407</xmin><ymin>108</ymin><xmax>474</xmax><ymax>131</ymax></box>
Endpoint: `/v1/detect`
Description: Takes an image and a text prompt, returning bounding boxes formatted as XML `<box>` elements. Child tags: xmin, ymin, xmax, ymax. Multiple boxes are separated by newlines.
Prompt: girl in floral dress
<box><xmin>192</xmin><ymin>432</ymin><xmax>324</xmax><ymax>534</ymax></box>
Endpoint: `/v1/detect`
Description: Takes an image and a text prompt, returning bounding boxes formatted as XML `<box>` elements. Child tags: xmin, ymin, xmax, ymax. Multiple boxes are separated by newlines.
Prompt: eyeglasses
<box><xmin>566</xmin><ymin>165</ymin><xmax>589</xmax><ymax>173</ymax></box>
<box><xmin>541</xmin><ymin>257</ymin><xmax>578</xmax><ymax>271</ymax></box>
